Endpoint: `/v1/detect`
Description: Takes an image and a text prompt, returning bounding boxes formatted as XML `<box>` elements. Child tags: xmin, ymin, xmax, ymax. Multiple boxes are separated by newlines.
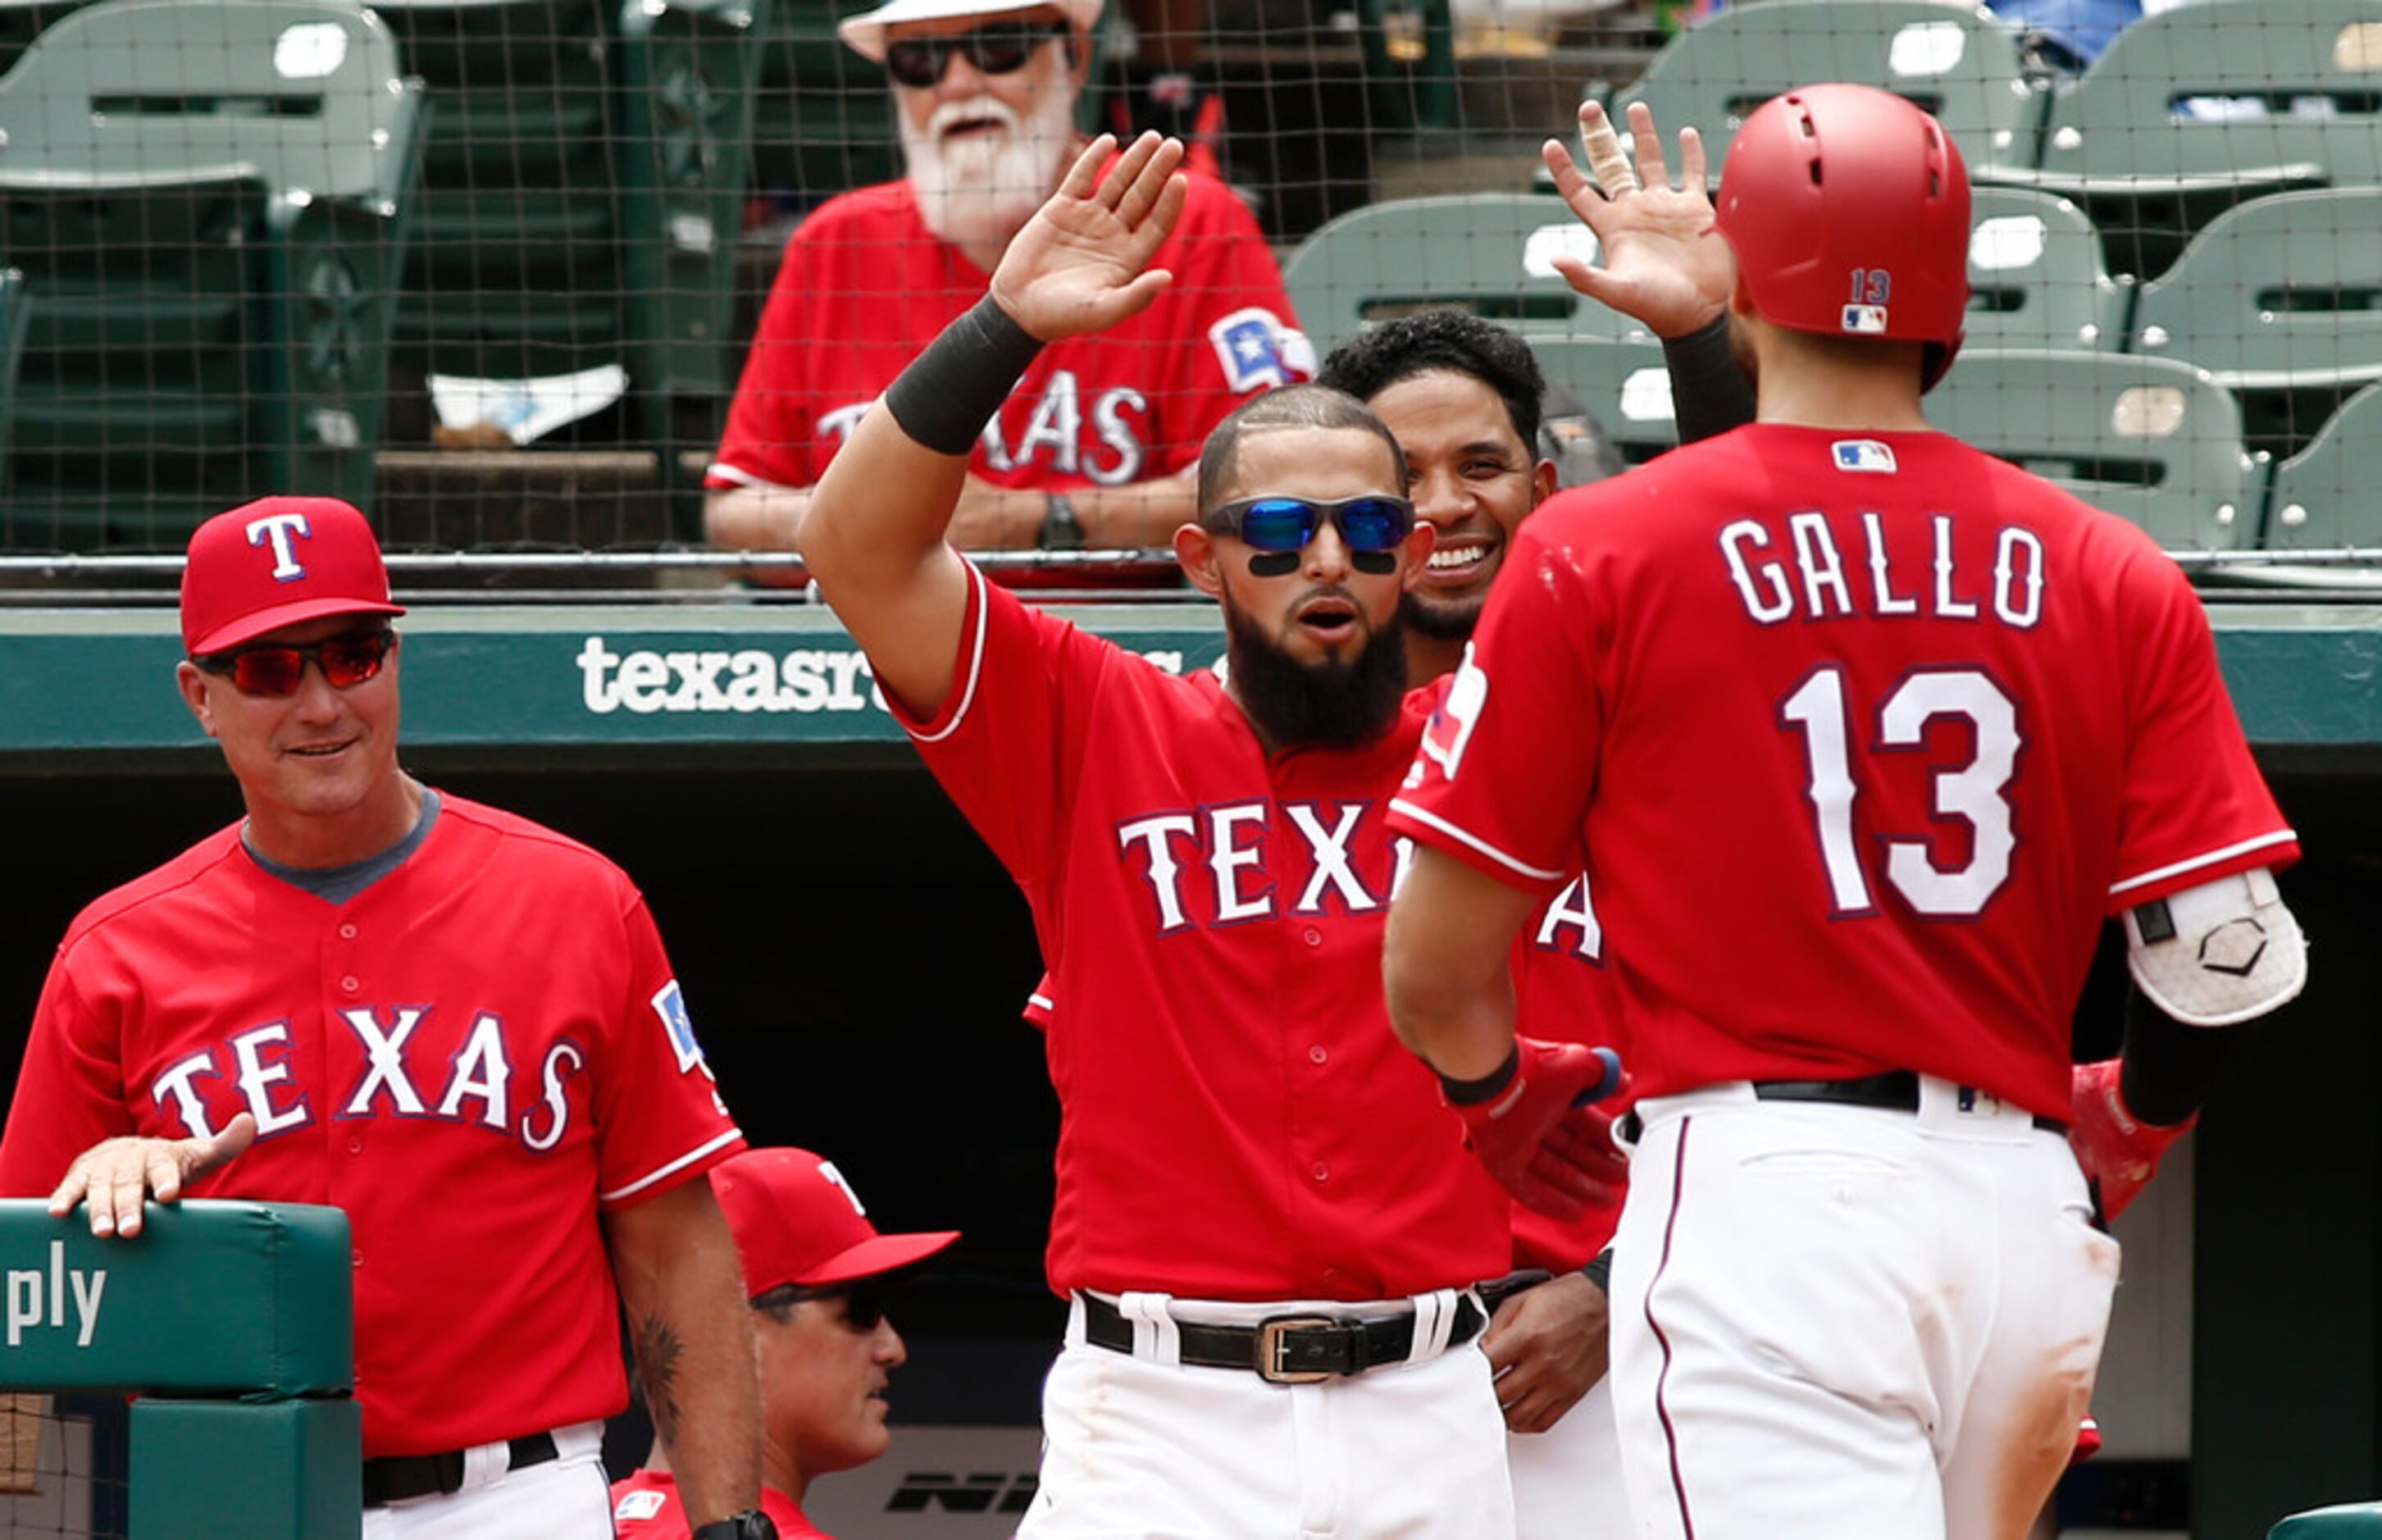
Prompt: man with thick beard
<box><xmin>705</xmin><ymin>0</ymin><xmax>1306</xmax><ymax>568</ymax></box>
<box><xmin>799</xmin><ymin>134</ymin><xmax>1619</xmax><ymax>1536</ymax></box>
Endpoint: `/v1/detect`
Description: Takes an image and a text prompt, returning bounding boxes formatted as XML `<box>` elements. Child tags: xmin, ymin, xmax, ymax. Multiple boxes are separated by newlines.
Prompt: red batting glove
<box><xmin>2069</xmin><ymin>1059</ymin><xmax>2194</xmax><ymax>1223</ymax></box>
<box><xmin>1446</xmin><ymin>1040</ymin><xmax>1630</xmax><ymax>1221</ymax></box>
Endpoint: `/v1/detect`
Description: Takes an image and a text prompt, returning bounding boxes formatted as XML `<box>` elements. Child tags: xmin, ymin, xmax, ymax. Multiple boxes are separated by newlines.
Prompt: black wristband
<box><xmin>1438</xmin><ymin>1043</ymin><xmax>1522</xmax><ymax>1106</ymax></box>
<box><xmin>1581</xmin><ymin>1246</ymin><xmax>1614</xmax><ymax>1294</ymax></box>
<box><xmin>882</xmin><ymin>294</ymin><xmax>1045</xmax><ymax>458</ymax></box>
<box><xmin>1662</xmin><ymin>314</ymin><xmax>1757</xmax><ymax>447</ymax></box>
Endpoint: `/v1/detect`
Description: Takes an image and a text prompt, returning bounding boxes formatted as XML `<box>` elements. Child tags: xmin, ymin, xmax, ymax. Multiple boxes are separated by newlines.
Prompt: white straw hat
<box><xmin>839</xmin><ymin>0</ymin><xmax>1104</xmax><ymax>63</ymax></box>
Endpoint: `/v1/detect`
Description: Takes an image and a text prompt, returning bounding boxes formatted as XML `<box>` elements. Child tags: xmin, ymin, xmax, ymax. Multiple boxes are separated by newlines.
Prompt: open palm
<box><xmin>1542</xmin><ymin>101</ymin><xmax>1736</xmax><ymax>339</ymax></box>
<box><xmin>991</xmin><ymin>132</ymin><xmax>1191</xmax><ymax>343</ymax></box>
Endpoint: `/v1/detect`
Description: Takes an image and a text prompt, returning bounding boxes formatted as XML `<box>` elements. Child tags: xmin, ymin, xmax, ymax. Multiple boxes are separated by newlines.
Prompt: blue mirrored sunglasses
<box><xmin>1202</xmin><ymin>494</ymin><xmax>1415</xmax><ymax>556</ymax></box>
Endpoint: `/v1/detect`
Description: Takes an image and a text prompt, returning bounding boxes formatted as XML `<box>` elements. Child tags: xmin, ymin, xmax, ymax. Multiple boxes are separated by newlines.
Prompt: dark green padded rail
<box><xmin>0</xmin><ymin>1200</ymin><xmax>352</xmax><ymax>1396</ymax></box>
<box><xmin>0</xmin><ymin>599</ymin><xmax>2374</xmax><ymax>762</ymax></box>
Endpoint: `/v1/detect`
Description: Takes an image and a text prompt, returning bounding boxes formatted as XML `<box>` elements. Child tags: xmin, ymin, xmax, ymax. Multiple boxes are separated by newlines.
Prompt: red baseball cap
<box><xmin>713</xmin><ymin>1147</ymin><xmax>961</xmax><ymax>1297</ymax></box>
<box><xmin>181</xmin><ymin>496</ymin><xmax>407</xmax><ymax>656</ymax></box>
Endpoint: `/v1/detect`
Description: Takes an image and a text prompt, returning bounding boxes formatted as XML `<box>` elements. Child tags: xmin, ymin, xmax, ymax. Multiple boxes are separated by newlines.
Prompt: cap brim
<box><xmin>190</xmin><ymin>597</ymin><xmax>407</xmax><ymax>657</ymax></box>
<box><xmin>775</xmin><ymin>1229</ymin><xmax>962</xmax><ymax>1292</ymax></box>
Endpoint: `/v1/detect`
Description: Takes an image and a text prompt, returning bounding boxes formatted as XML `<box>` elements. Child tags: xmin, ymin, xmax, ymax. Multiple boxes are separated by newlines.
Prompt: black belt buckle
<box><xmin>1255</xmin><ymin>1314</ymin><xmax>1341</xmax><ymax>1384</ymax></box>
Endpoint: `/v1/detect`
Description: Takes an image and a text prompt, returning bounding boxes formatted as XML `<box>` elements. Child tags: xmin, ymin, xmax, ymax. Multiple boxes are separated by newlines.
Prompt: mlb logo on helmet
<box><xmin>180</xmin><ymin>495</ymin><xmax>405</xmax><ymax>656</ymax></box>
<box><xmin>1840</xmin><ymin>304</ymin><xmax>1889</xmax><ymax>335</ymax></box>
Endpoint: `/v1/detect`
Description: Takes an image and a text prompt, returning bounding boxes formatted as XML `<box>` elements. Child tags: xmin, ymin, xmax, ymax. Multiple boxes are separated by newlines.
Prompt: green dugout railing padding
<box><xmin>2274</xmin><ymin>1505</ymin><xmax>2382</xmax><ymax>1538</ymax></box>
<box><xmin>0</xmin><ymin>1199</ymin><xmax>358</xmax><ymax>1540</ymax></box>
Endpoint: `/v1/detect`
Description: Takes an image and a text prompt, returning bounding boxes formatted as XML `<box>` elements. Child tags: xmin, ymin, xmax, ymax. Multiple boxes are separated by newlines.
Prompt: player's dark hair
<box><xmin>1196</xmin><ymin>385</ymin><xmax>1407</xmax><ymax>515</ymax></box>
<box><xmin>1315</xmin><ymin>310</ymin><xmax>1546</xmax><ymax>449</ymax></box>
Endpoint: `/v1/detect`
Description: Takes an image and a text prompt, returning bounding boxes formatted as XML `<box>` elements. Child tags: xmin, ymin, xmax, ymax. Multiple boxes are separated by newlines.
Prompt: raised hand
<box><xmin>991</xmin><ymin>132</ymin><xmax>1191</xmax><ymax>343</ymax></box>
<box><xmin>48</xmin><ymin>1112</ymin><xmax>257</xmax><ymax>1237</ymax></box>
<box><xmin>1541</xmin><ymin>101</ymin><xmax>1735</xmax><ymax>339</ymax></box>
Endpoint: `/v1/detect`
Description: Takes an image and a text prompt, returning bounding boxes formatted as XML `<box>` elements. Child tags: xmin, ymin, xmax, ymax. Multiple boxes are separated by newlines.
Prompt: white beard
<box><xmin>902</xmin><ymin>80</ymin><xmax>1079</xmax><ymax>255</ymax></box>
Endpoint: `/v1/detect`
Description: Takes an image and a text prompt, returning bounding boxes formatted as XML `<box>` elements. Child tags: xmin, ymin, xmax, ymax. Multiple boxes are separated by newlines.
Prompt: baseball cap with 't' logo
<box><xmin>712</xmin><ymin>1147</ymin><xmax>962</xmax><ymax>1298</ymax></box>
<box><xmin>180</xmin><ymin>496</ymin><xmax>408</xmax><ymax>656</ymax></box>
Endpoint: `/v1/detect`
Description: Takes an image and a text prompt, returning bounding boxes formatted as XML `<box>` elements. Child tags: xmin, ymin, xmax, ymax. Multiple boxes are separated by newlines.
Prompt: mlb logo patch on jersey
<box><xmin>652</xmin><ymin>979</ymin><xmax>708</xmax><ymax>1075</ymax></box>
<box><xmin>615</xmin><ymin>1490</ymin><xmax>667</xmax><ymax>1522</ymax></box>
<box><xmin>1840</xmin><ymin>304</ymin><xmax>1889</xmax><ymax>335</ymax></box>
<box><xmin>1832</xmin><ymin>440</ymin><xmax>1898</xmax><ymax>473</ymax></box>
<box><xmin>1209</xmin><ymin>308</ymin><xmax>1301</xmax><ymax>392</ymax></box>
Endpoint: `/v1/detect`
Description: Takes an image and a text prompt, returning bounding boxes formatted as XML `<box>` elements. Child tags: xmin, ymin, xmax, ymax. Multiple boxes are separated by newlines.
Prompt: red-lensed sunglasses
<box><xmin>193</xmin><ymin>628</ymin><xmax>396</xmax><ymax>698</ymax></box>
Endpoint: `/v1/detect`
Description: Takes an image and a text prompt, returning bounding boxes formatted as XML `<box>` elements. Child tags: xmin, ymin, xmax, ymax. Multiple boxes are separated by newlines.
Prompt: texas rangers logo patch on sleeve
<box><xmin>1417</xmin><ymin>646</ymin><xmax>1490</xmax><ymax>781</ymax></box>
<box><xmin>652</xmin><ymin>979</ymin><xmax>709</xmax><ymax>1075</ymax></box>
<box><xmin>1209</xmin><ymin>308</ymin><xmax>1300</xmax><ymax>392</ymax></box>
<box><xmin>1832</xmin><ymin>440</ymin><xmax>1898</xmax><ymax>473</ymax></box>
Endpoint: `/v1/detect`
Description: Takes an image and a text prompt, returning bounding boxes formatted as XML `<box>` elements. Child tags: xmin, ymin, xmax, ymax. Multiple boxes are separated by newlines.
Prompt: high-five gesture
<box><xmin>1541</xmin><ymin>101</ymin><xmax>1734</xmax><ymax>339</ymax></box>
<box><xmin>991</xmin><ymin>132</ymin><xmax>1190</xmax><ymax>343</ymax></box>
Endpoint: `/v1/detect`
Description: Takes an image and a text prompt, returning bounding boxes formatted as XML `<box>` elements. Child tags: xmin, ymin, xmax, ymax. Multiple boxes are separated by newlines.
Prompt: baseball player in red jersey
<box><xmin>613</xmin><ymin>1147</ymin><xmax>960</xmax><ymax>1540</ymax></box>
<box><xmin>801</xmin><ymin>133</ymin><xmax>1625</xmax><ymax>1536</ymax></box>
<box><xmin>704</xmin><ymin>0</ymin><xmax>1308</xmax><ymax>565</ymax></box>
<box><xmin>1383</xmin><ymin>84</ymin><xmax>2305</xmax><ymax>1539</ymax></box>
<box><xmin>0</xmin><ymin>499</ymin><xmax>775</xmax><ymax>1540</ymax></box>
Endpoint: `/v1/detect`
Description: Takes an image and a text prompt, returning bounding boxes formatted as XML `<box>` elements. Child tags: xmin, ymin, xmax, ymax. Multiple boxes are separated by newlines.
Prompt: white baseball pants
<box><xmin>360</xmin><ymin>1420</ymin><xmax>611</xmax><ymax>1540</ymax></box>
<box><xmin>1608</xmin><ymin>1081</ymin><xmax>2119</xmax><ymax>1540</ymax></box>
<box><xmin>1021</xmin><ymin>1290</ymin><xmax>1518</xmax><ymax>1538</ymax></box>
<box><xmin>1509</xmin><ymin>1375</ymin><xmax>1633</xmax><ymax>1539</ymax></box>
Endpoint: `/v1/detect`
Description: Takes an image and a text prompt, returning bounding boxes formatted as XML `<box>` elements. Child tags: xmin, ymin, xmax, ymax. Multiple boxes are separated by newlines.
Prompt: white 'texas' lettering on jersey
<box><xmin>144</xmin><ymin>1009</ymin><xmax>615</xmax><ymax>1157</ymax></box>
<box><xmin>1115</xmin><ymin>799</ymin><xmax>1401</xmax><ymax>932</ymax></box>
<box><xmin>823</xmin><ymin>378</ymin><xmax>1150</xmax><ymax>485</ymax></box>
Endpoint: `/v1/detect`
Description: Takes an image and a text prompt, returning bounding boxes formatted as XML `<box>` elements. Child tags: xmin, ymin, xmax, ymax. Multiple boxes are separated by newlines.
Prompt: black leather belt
<box><xmin>1082</xmin><ymin>1291</ymin><xmax>1486</xmax><ymax>1384</ymax></box>
<box><xmin>362</xmin><ymin>1431</ymin><xmax>558</xmax><ymax>1508</ymax></box>
<box><xmin>1753</xmin><ymin>1071</ymin><xmax>2068</xmax><ymax>1134</ymax></box>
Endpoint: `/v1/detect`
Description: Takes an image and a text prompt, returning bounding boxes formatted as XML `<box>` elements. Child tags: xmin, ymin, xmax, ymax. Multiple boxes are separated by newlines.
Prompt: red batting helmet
<box><xmin>1714</xmin><ymin>83</ymin><xmax>1971</xmax><ymax>392</ymax></box>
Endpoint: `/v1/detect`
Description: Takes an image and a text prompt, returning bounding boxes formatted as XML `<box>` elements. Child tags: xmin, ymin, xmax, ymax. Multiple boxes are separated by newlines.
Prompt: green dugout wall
<box><xmin>0</xmin><ymin>598</ymin><xmax>2373</xmax><ymax>1536</ymax></box>
<box><xmin>0</xmin><ymin>1200</ymin><xmax>358</xmax><ymax>1539</ymax></box>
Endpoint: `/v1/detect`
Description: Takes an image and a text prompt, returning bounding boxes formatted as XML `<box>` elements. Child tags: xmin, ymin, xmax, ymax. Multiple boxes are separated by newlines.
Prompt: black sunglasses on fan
<box><xmin>884</xmin><ymin>19</ymin><xmax>1068</xmax><ymax>89</ymax></box>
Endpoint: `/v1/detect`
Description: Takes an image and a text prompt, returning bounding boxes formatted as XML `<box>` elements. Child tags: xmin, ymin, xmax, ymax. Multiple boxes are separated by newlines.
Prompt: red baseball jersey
<box><xmin>707</xmin><ymin>168</ymin><xmax>1306</xmax><ymax>494</ymax></box>
<box><xmin>1505</xmin><ymin>845</ymin><xmax>1626</xmax><ymax>1272</ymax></box>
<box><xmin>611</xmin><ymin>1473</ymin><xmax>825</xmax><ymax>1539</ymax></box>
<box><xmin>899</xmin><ymin>564</ymin><xmax>1510</xmax><ymax>1302</ymax></box>
<box><xmin>0</xmin><ymin>795</ymin><xmax>745</xmax><ymax>1456</ymax></box>
<box><xmin>1389</xmin><ymin>424</ymin><xmax>2298</xmax><ymax>1123</ymax></box>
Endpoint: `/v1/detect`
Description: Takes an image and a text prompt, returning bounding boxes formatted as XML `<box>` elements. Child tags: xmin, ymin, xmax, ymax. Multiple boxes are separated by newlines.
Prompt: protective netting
<box><xmin>0</xmin><ymin>0</ymin><xmax>2369</xmax><ymax>576</ymax></box>
<box><xmin>0</xmin><ymin>1396</ymin><xmax>127</xmax><ymax>1540</ymax></box>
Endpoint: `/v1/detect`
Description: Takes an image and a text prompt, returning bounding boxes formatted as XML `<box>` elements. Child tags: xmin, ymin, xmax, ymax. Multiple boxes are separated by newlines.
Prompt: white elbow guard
<box><xmin>2124</xmin><ymin>866</ymin><xmax>2307</xmax><ymax>1027</ymax></box>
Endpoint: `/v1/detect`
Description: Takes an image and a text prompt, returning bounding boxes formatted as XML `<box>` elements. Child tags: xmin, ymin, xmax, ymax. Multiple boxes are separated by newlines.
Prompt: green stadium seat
<box><xmin>376</xmin><ymin>0</ymin><xmax>764</xmax><ymax>442</ymax></box>
<box><xmin>2271</xmin><ymin>1502</ymin><xmax>2382</xmax><ymax>1538</ymax></box>
<box><xmin>1966</xmin><ymin>185</ymin><xmax>2132</xmax><ymax>351</ymax></box>
<box><xmin>0</xmin><ymin>269</ymin><xmax>25</xmax><ymax>494</ymax></box>
<box><xmin>749</xmin><ymin>0</ymin><xmax>899</xmax><ymax>205</ymax></box>
<box><xmin>1282</xmin><ymin>194</ymin><xmax>1640</xmax><ymax>356</ymax></box>
<box><xmin>1929</xmin><ymin>349</ymin><xmax>2259</xmax><ymax>549</ymax></box>
<box><xmin>617</xmin><ymin>0</ymin><xmax>777</xmax><ymax>415</ymax></box>
<box><xmin>1609</xmin><ymin>0</ymin><xmax>2046</xmax><ymax>183</ymax></box>
<box><xmin>0</xmin><ymin>0</ymin><xmax>422</xmax><ymax>549</ymax></box>
<box><xmin>2020</xmin><ymin>0</ymin><xmax>2382</xmax><ymax>278</ymax></box>
<box><xmin>2129</xmin><ymin>187</ymin><xmax>2382</xmax><ymax>457</ymax></box>
<box><xmin>1533</xmin><ymin>342</ymin><xmax>2255</xmax><ymax>549</ymax></box>
<box><xmin>1528</xmin><ymin>333</ymin><xmax>1683</xmax><ymax>467</ymax></box>
<box><xmin>0</xmin><ymin>0</ymin><xmax>88</xmax><ymax>78</ymax></box>
<box><xmin>2263</xmin><ymin>381</ymin><xmax>2382</xmax><ymax>550</ymax></box>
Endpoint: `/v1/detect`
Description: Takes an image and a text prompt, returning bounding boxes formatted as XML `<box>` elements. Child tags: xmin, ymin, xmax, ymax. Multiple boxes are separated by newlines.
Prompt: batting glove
<box><xmin>1445</xmin><ymin>1040</ymin><xmax>1630</xmax><ymax>1221</ymax></box>
<box><xmin>2069</xmin><ymin>1059</ymin><xmax>2193</xmax><ymax>1223</ymax></box>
